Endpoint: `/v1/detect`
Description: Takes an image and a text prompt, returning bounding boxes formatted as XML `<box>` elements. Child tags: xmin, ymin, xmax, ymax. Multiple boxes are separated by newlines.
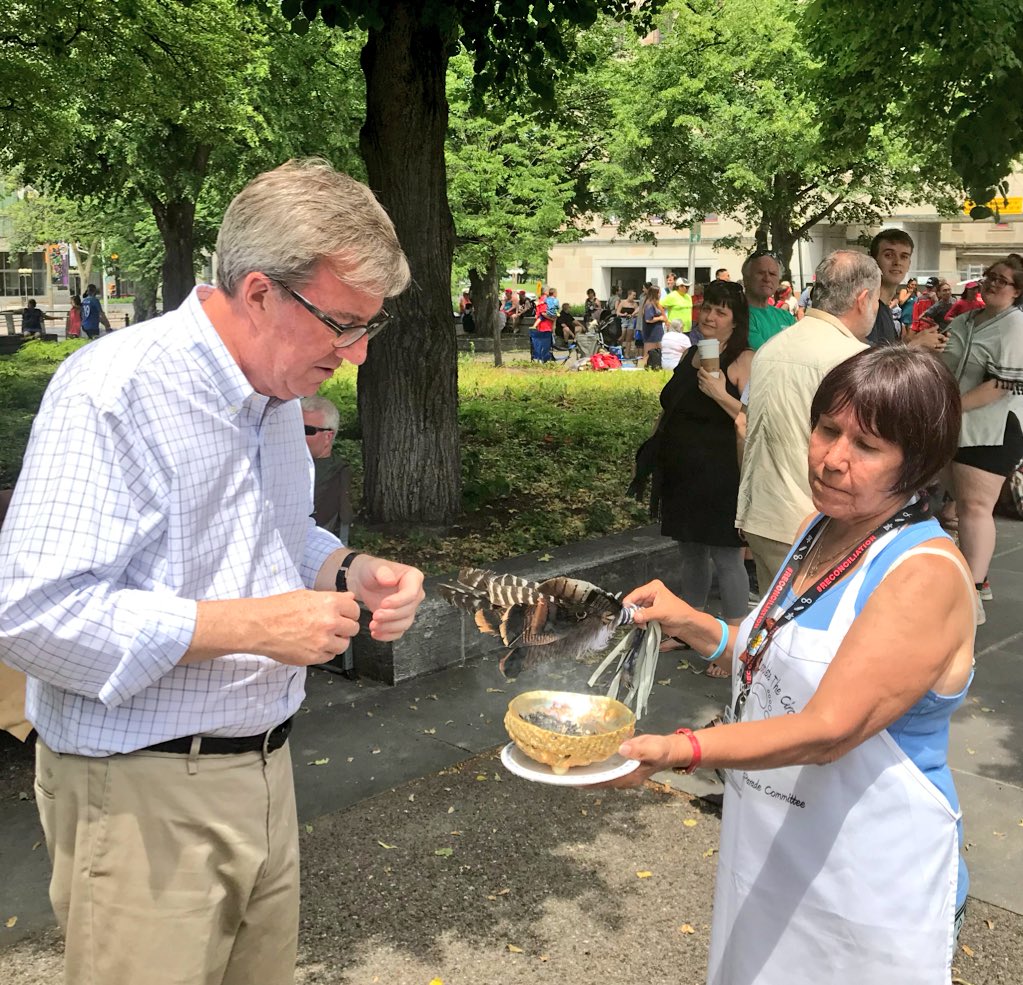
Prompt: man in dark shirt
<box><xmin>867</xmin><ymin>229</ymin><xmax>912</xmax><ymax>346</ymax></box>
<box><xmin>21</xmin><ymin>299</ymin><xmax>56</xmax><ymax>336</ymax></box>
<box><xmin>866</xmin><ymin>229</ymin><xmax>944</xmax><ymax>351</ymax></box>
<box><xmin>80</xmin><ymin>284</ymin><xmax>111</xmax><ymax>339</ymax></box>
<box><xmin>921</xmin><ymin>280</ymin><xmax>955</xmax><ymax>328</ymax></box>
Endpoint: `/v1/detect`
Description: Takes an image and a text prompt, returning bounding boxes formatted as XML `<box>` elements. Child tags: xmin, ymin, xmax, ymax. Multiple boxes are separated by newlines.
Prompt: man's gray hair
<box><xmin>812</xmin><ymin>251</ymin><xmax>881</xmax><ymax>316</ymax></box>
<box><xmin>300</xmin><ymin>395</ymin><xmax>340</xmax><ymax>430</ymax></box>
<box><xmin>216</xmin><ymin>158</ymin><xmax>411</xmax><ymax>299</ymax></box>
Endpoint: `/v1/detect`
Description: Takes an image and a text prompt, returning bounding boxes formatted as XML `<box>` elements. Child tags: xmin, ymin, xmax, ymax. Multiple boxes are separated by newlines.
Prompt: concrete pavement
<box><xmin>1</xmin><ymin>518</ymin><xmax>1022</xmax><ymax>982</ymax></box>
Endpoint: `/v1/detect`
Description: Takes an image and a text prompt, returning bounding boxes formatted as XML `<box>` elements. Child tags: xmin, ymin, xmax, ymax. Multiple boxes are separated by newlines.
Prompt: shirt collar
<box><xmin>182</xmin><ymin>286</ymin><xmax>271</xmax><ymax>421</ymax></box>
<box><xmin>802</xmin><ymin>306</ymin><xmax>862</xmax><ymax>342</ymax></box>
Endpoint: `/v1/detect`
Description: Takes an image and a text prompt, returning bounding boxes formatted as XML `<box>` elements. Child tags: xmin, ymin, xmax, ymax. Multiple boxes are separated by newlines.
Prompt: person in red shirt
<box><xmin>530</xmin><ymin>288</ymin><xmax>555</xmax><ymax>362</ymax></box>
<box><xmin>944</xmin><ymin>281</ymin><xmax>986</xmax><ymax>323</ymax></box>
<box><xmin>909</xmin><ymin>277</ymin><xmax>940</xmax><ymax>331</ymax></box>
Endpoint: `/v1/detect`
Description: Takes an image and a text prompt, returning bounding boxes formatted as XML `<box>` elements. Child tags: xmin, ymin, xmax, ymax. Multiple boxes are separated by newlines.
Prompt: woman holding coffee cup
<box><xmin>653</xmin><ymin>280</ymin><xmax>753</xmax><ymax>674</ymax></box>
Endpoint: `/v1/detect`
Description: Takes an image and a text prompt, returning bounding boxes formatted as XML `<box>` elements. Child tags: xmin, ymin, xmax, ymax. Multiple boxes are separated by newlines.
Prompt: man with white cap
<box><xmin>662</xmin><ymin>274</ymin><xmax>694</xmax><ymax>335</ymax></box>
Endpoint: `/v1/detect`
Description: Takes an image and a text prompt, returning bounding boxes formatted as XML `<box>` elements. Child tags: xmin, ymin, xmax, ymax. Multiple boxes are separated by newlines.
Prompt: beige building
<box><xmin>547</xmin><ymin>173</ymin><xmax>1023</xmax><ymax>301</ymax></box>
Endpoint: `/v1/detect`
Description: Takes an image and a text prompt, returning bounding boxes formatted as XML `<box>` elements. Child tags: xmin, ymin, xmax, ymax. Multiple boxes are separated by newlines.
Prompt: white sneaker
<box><xmin>976</xmin><ymin>597</ymin><xmax>986</xmax><ymax>626</ymax></box>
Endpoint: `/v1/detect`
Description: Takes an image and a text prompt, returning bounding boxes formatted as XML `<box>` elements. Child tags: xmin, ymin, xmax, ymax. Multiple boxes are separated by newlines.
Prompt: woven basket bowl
<box><xmin>505</xmin><ymin>690</ymin><xmax>636</xmax><ymax>774</ymax></box>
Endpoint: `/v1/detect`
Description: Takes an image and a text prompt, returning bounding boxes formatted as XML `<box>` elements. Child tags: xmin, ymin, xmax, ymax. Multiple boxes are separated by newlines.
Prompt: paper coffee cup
<box><xmin>697</xmin><ymin>338</ymin><xmax>720</xmax><ymax>376</ymax></box>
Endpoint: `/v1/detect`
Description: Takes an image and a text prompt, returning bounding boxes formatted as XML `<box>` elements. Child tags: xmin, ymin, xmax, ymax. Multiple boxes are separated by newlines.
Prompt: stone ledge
<box><xmin>455</xmin><ymin>335</ymin><xmax>531</xmax><ymax>353</ymax></box>
<box><xmin>349</xmin><ymin>524</ymin><xmax>678</xmax><ymax>685</ymax></box>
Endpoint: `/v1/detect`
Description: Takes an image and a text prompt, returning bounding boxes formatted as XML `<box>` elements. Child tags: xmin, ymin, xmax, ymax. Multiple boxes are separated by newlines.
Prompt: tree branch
<box><xmin>792</xmin><ymin>194</ymin><xmax>847</xmax><ymax>238</ymax></box>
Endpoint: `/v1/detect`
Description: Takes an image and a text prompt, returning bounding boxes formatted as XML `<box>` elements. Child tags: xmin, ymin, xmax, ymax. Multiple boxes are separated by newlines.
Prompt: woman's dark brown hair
<box><xmin>702</xmin><ymin>279</ymin><xmax>750</xmax><ymax>366</ymax></box>
<box><xmin>810</xmin><ymin>347</ymin><xmax>962</xmax><ymax>494</ymax></box>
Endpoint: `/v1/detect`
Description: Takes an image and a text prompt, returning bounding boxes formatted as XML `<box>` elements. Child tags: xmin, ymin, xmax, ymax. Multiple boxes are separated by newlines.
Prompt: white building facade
<box><xmin>547</xmin><ymin>174</ymin><xmax>1023</xmax><ymax>301</ymax></box>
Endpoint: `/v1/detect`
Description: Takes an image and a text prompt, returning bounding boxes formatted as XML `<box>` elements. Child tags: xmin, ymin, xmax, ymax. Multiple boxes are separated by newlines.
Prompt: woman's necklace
<box><xmin>799</xmin><ymin>520</ymin><xmax>870</xmax><ymax>587</ymax></box>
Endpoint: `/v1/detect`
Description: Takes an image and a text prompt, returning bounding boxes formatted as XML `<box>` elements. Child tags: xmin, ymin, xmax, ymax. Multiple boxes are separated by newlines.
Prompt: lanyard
<box><xmin>734</xmin><ymin>500</ymin><xmax>930</xmax><ymax>721</ymax></box>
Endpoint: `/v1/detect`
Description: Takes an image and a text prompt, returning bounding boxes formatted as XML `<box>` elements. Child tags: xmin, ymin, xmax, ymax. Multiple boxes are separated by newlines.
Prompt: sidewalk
<box><xmin>2</xmin><ymin>519</ymin><xmax>1022</xmax><ymax>982</ymax></box>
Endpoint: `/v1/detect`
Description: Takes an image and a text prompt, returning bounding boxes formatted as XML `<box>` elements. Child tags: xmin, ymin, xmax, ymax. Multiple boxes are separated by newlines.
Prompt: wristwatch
<box><xmin>334</xmin><ymin>551</ymin><xmax>362</xmax><ymax>593</ymax></box>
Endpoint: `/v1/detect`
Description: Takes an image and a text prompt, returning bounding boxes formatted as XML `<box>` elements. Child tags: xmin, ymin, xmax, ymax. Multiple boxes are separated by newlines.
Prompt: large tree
<box><xmin>447</xmin><ymin>51</ymin><xmax>586</xmax><ymax>364</ymax></box>
<box><xmin>592</xmin><ymin>0</ymin><xmax>959</xmax><ymax>276</ymax></box>
<box><xmin>1</xmin><ymin>1</ymin><xmax>365</xmax><ymax>307</ymax></box>
<box><xmin>807</xmin><ymin>0</ymin><xmax>1023</xmax><ymax>212</ymax></box>
<box><xmin>290</xmin><ymin>1</ymin><xmax>659</xmax><ymax>526</ymax></box>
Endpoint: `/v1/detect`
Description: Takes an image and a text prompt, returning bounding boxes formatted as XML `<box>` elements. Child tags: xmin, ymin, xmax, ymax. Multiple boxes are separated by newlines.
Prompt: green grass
<box><xmin>2</xmin><ymin>347</ymin><xmax>665</xmax><ymax>573</ymax></box>
<box><xmin>322</xmin><ymin>358</ymin><xmax>664</xmax><ymax>572</ymax></box>
<box><xmin>0</xmin><ymin>339</ymin><xmax>89</xmax><ymax>486</ymax></box>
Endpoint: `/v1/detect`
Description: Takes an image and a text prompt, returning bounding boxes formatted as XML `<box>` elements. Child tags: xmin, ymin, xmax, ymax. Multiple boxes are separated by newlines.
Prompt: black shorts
<box><xmin>954</xmin><ymin>413</ymin><xmax>1023</xmax><ymax>476</ymax></box>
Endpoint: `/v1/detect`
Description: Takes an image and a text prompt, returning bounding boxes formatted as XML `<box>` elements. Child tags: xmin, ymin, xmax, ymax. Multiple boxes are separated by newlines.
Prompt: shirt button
<box><xmin>271</xmin><ymin>565</ymin><xmax>279</xmax><ymax>574</ymax></box>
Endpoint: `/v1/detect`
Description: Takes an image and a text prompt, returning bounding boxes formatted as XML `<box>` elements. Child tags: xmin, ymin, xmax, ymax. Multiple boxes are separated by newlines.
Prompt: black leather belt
<box><xmin>142</xmin><ymin>717</ymin><xmax>293</xmax><ymax>755</ymax></box>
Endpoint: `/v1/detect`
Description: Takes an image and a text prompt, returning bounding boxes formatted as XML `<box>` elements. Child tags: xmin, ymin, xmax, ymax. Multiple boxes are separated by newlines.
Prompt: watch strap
<box><xmin>335</xmin><ymin>551</ymin><xmax>362</xmax><ymax>593</ymax></box>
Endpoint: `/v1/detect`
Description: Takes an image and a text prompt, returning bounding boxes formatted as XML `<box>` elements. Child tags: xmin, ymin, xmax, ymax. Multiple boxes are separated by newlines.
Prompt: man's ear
<box><xmin>238</xmin><ymin>272</ymin><xmax>275</xmax><ymax>321</ymax></box>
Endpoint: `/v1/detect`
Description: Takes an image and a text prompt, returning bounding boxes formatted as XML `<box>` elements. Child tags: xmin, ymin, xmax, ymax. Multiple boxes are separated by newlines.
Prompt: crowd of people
<box><xmin>0</xmin><ymin>144</ymin><xmax>1018</xmax><ymax>985</ymax></box>
<box><xmin>616</xmin><ymin>233</ymin><xmax>1022</xmax><ymax>981</ymax></box>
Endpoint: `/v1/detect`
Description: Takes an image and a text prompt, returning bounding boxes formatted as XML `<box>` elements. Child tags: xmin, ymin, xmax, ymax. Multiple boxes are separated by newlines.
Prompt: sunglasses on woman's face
<box><xmin>304</xmin><ymin>425</ymin><xmax>334</xmax><ymax>436</ymax></box>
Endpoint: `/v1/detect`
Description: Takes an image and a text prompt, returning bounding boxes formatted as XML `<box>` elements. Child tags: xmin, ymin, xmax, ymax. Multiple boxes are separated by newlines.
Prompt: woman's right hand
<box><xmin>623</xmin><ymin>579</ymin><xmax>693</xmax><ymax>633</ymax></box>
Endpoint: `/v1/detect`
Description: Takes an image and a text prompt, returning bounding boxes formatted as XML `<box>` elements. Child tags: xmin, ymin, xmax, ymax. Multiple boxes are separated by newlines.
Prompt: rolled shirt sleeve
<box><xmin>301</xmin><ymin>519</ymin><xmax>345</xmax><ymax>587</ymax></box>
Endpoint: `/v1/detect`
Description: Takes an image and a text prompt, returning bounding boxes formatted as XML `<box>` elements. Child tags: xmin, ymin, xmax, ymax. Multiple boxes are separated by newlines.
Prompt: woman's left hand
<box><xmin>588</xmin><ymin>733</ymin><xmax>683</xmax><ymax>789</ymax></box>
<box><xmin>697</xmin><ymin>366</ymin><xmax>727</xmax><ymax>400</ymax></box>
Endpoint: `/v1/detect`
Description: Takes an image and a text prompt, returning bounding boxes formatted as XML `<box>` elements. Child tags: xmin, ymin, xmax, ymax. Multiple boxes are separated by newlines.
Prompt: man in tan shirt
<box><xmin>736</xmin><ymin>250</ymin><xmax>878</xmax><ymax>591</ymax></box>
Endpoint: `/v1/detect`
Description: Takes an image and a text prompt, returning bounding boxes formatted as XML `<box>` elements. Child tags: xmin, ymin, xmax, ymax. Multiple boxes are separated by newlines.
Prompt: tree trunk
<box><xmin>754</xmin><ymin>214</ymin><xmax>770</xmax><ymax>252</ymax></box>
<box><xmin>357</xmin><ymin>2</ymin><xmax>460</xmax><ymax>526</ymax></box>
<box><xmin>78</xmin><ymin>238</ymin><xmax>98</xmax><ymax>289</ymax></box>
<box><xmin>150</xmin><ymin>196</ymin><xmax>197</xmax><ymax>310</ymax></box>
<box><xmin>469</xmin><ymin>259</ymin><xmax>501</xmax><ymax>368</ymax></box>
<box><xmin>133</xmin><ymin>278</ymin><xmax>159</xmax><ymax>323</ymax></box>
<box><xmin>769</xmin><ymin>218</ymin><xmax>797</xmax><ymax>283</ymax></box>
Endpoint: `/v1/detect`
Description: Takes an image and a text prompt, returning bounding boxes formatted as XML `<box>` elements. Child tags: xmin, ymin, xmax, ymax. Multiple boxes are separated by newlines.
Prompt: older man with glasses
<box><xmin>0</xmin><ymin>159</ymin><xmax>426</xmax><ymax>985</ymax></box>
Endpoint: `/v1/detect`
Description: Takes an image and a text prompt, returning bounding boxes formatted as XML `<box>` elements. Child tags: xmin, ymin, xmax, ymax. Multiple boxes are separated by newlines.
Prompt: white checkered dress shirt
<box><xmin>0</xmin><ymin>288</ymin><xmax>342</xmax><ymax>755</ymax></box>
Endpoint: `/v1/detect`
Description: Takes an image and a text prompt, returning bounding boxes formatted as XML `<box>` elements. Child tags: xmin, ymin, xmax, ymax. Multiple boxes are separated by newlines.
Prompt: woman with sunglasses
<box><xmin>604</xmin><ymin>347</ymin><xmax>976</xmax><ymax>985</ymax></box>
<box><xmin>941</xmin><ymin>255</ymin><xmax>1023</xmax><ymax>615</ymax></box>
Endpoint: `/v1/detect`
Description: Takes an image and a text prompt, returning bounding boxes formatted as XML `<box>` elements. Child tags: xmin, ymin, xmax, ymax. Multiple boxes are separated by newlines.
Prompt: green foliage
<box><xmin>3</xmin><ymin>348</ymin><xmax>662</xmax><ymax>569</ymax></box>
<box><xmin>2</xmin><ymin>1</ymin><xmax>366</xmax><ymax>300</ymax></box>
<box><xmin>291</xmin><ymin>0</ymin><xmax>663</xmax><ymax>106</ymax></box>
<box><xmin>1</xmin><ymin>181</ymin><xmax>163</xmax><ymax>287</ymax></box>
<box><xmin>0</xmin><ymin>340</ymin><xmax>86</xmax><ymax>486</ymax></box>
<box><xmin>323</xmin><ymin>362</ymin><xmax>663</xmax><ymax>572</ymax></box>
<box><xmin>593</xmin><ymin>0</ymin><xmax>961</xmax><ymax>271</ymax></box>
<box><xmin>806</xmin><ymin>0</ymin><xmax>1023</xmax><ymax>203</ymax></box>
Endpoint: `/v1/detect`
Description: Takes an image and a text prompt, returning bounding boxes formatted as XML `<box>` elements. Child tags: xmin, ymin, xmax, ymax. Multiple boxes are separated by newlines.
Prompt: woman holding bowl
<box><xmin>612</xmin><ymin>346</ymin><xmax>976</xmax><ymax>985</ymax></box>
<box><xmin>941</xmin><ymin>255</ymin><xmax>1023</xmax><ymax>613</ymax></box>
<box><xmin>655</xmin><ymin>280</ymin><xmax>753</xmax><ymax>676</ymax></box>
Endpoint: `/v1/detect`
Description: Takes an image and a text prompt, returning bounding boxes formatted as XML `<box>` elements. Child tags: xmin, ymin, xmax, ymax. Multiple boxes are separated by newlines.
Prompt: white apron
<box><xmin>707</xmin><ymin>532</ymin><xmax>961</xmax><ymax>985</ymax></box>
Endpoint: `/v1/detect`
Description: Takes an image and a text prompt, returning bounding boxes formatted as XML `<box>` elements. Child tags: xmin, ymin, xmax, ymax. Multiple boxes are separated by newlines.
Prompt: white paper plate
<box><xmin>500</xmin><ymin>742</ymin><xmax>641</xmax><ymax>786</ymax></box>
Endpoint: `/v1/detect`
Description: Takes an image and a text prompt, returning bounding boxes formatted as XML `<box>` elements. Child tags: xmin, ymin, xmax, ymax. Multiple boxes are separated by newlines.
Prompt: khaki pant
<box><xmin>743</xmin><ymin>531</ymin><xmax>793</xmax><ymax>599</ymax></box>
<box><xmin>35</xmin><ymin>739</ymin><xmax>299</xmax><ymax>985</ymax></box>
<box><xmin>0</xmin><ymin>663</ymin><xmax>31</xmax><ymax>741</ymax></box>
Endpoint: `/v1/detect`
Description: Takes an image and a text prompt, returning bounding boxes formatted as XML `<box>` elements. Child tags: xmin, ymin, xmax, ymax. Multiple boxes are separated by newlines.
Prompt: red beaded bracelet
<box><xmin>674</xmin><ymin>727</ymin><xmax>702</xmax><ymax>774</ymax></box>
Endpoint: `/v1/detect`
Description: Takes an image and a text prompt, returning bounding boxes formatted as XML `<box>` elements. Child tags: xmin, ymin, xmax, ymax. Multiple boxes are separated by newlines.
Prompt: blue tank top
<box><xmin>774</xmin><ymin>517</ymin><xmax>972</xmax><ymax>907</ymax></box>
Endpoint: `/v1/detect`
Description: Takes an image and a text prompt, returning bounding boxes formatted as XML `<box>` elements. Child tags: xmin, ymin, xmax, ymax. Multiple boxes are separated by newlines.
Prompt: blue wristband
<box><xmin>705</xmin><ymin>618</ymin><xmax>729</xmax><ymax>662</ymax></box>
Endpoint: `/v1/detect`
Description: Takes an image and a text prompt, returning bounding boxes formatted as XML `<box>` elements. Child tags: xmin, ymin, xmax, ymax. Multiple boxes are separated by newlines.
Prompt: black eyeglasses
<box><xmin>304</xmin><ymin>425</ymin><xmax>334</xmax><ymax>436</ymax></box>
<box><xmin>982</xmin><ymin>270</ymin><xmax>1014</xmax><ymax>289</ymax></box>
<box><xmin>273</xmin><ymin>279</ymin><xmax>391</xmax><ymax>348</ymax></box>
